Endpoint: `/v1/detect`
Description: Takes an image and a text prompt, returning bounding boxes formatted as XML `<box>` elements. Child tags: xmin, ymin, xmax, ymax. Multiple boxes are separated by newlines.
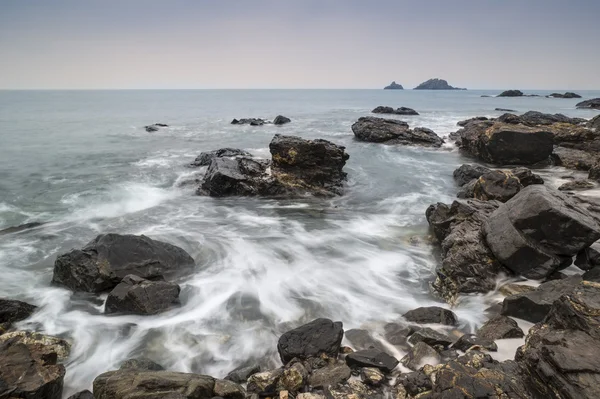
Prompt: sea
<box><xmin>1</xmin><ymin>89</ymin><xmax>599</xmax><ymax>396</ymax></box>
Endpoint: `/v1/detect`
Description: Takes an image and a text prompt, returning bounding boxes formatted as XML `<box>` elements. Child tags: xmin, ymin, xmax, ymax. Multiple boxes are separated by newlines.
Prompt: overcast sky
<box><xmin>1</xmin><ymin>0</ymin><xmax>598</xmax><ymax>90</ymax></box>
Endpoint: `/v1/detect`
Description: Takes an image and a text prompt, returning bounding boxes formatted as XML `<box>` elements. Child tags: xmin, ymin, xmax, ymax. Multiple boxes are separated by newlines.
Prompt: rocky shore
<box><xmin>2</xmin><ymin>104</ymin><xmax>600</xmax><ymax>398</ymax></box>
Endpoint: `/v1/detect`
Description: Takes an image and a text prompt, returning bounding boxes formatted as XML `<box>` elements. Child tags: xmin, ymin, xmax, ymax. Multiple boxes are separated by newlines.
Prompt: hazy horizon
<box><xmin>1</xmin><ymin>0</ymin><xmax>599</xmax><ymax>90</ymax></box>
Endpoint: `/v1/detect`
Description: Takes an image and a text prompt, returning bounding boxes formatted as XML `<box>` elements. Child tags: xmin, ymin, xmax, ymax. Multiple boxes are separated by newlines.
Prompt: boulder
<box><xmin>402</xmin><ymin>306</ymin><xmax>458</xmax><ymax>326</ymax></box>
<box><xmin>277</xmin><ymin>361</ymin><xmax>308</xmax><ymax>393</ymax></box>
<box><xmin>225</xmin><ymin>364</ymin><xmax>260</xmax><ymax>383</ymax></box>
<box><xmin>93</xmin><ymin>370</ymin><xmax>215</xmax><ymax>399</ymax></box>
<box><xmin>413</xmin><ymin>78</ymin><xmax>465</xmax><ymax>90</ymax></box>
<box><xmin>456</xmin><ymin>116</ymin><xmax>488</xmax><ymax>127</ymax></box>
<box><xmin>120</xmin><ymin>357</ymin><xmax>165</xmax><ymax>371</ymax></box>
<box><xmin>511</xmin><ymin>167</ymin><xmax>544</xmax><ymax>186</ymax></box>
<box><xmin>0</xmin><ymin>331</ymin><xmax>71</xmax><ymax>361</ymax></box>
<box><xmin>576</xmin><ymin>98</ymin><xmax>600</xmax><ymax>110</ymax></box>
<box><xmin>407</xmin><ymin>328</ymin><xmax>453</xmax><ymax>348</ymax></box>
<box><xmin>308</xmin><ymin>362</ymin><xmax>351</xmax><ymax>388</ymax></box>
<box><xmin>371</xmin><ymin>106</ymin><xmax>418</xmax><ymax>115</ymax></box>
<box><xmin>501</xmin><ymin>276</ymin><xmax>582</xmax><ymax>322</ymax></box>
<box><xmin>551</xmin><ymin>147</ymin><xmax>597</xmax><ymax>171</ymax></box>
<box><xmin>213</xmin><ymin>379</ymin><xmax>245</xmax><ymax>399</ymax></box>
<box><xmin>277</xmin><ymin>318</ymin><xmax>344</xmax><ymax>364</ymax></box>
<box><xmin>497</xmin><ymin>90</ymin><xmax>523</xmax><ymax>97</ymax></box>
<box><xmin>351</xmin><ymin>116</ymin><xmax>443</xmax><ymax>147</ymax></box>
<box><xmin>548</xmin><ymin>92</ymin><xmax>582</xmax><ymax>98</ymax></box>
<box><xmin>246</xmin><ymin>369</ymin><xmax>283</xmax><ymax>395</ymax></box>
<box><xmin>0</xmin><ymin>298</ymin><xmax>36</xmax><ymax>328</ymax></box>
<box><xmin>472</xmin><ymin>170</ymin><xmax>521</xmax><ymax>202</ymax></box>
<box><xmin>558</xmin><ymin>179</ymin><xmax>595</xmax><ymax>191</ymax></box>
<box><xmin>231</xmin><ymin>118</ymin><xmax>268</xmax><ymax>125</ymax></box>
<box><xmin>383</xmin><ymin>81</ymin><xmax>403</xmax><ymax>90</ymax></box>
<box><xmin>477</xmin><ymin>315</ymin><xmax>524</xmax><ymax>340</ymax></box>
<box><xmin>105</xmin><ymin>275</ymin><xmax>180</xmax><ymax>315</ymax></box>
<box><xmin>190</xmin><ymin>148</ymin><xmax>252</xmax><ymax>167</ymax></box>
<box><xmin>452</xmin><ymin>334</ymin><xmax>497</xmax><ymax>352</ymax></box>
<box><xmin>400</xmin><ymin>342</ymin><xmax>440</xmax><ymax>370</ymax></box>
<box><xmin>452</xmin><ymin>164</ymin><xmax>491</xmax><ymax>186</ymax></box>
<box><xmin>503</xmin><ymin>111</ymin><xmax>586</xmax><ymax>126</ymax></box>
<box><xmin>67</xmin><ymin>390</ymin><xmax>94</xmax><ymax>399</ymax></box>
<box><xmin>584</xmin><ymin>267</ymin><xmax>600</xmax><ymax>282</ymax></box>
<box><xmin>360</xmin><ymin>367</ymin><xmax>385</xmax><ymax>386</ymax></box>
<box><xmin>344</xmin><ymin>329</ymin><xmax>385</xmax><ymax>351</ymax></box>
<box><xmin>395</xmin><ymin>371</ymin><xmax>432</xmax><ymax>397</ymax></box>
<box><xmin>499</xmin><ymin>283</ymin><xmax>536</xmax><ymax>296</ymax></box>
<box><xmin>590</xmin><ymin>114</ymin><xmax>600</xmax><ymax>130</ymax></box>
<box><xmin>345</xmin><ymin>349</ymin><xmax>399</xmax><ymax>373</ymax></box>
<box><xmin>590</xmin><ymin>161</ymin><xmax>600</xmax><ymax>181</ymax></box>
<box><xmin>273</xmin><ymin>115</ymin><xmax>291</xmax><ymax>125</ymax></box>
<box><xmin>575</xmin><ymin>241</ymin><xmax>600</xmax><ymax>270</ymax></box>
<box><xmin>483</xmin><ymin>185</ymin><xmax>600</xmax><ymax>278</ymax></box>
<box><xmin>0</xmin><ymin>334</ymin><xmax>66</xmax><ymax>399</ymax></box>
<box><xmin>52</xmin><ymin>234</ymin><xmax>195</xmax><ymax>293</ymax></box>
<box><xmin>199</xmin><ymin>157</ymin><xmax>272</xmax><ymax>197</ymax></box>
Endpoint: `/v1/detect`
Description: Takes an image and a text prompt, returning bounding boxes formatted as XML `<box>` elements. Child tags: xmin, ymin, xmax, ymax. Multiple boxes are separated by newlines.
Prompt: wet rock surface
<box><xmin>371</xmin><ymin>106</ymin><xmax>419</xmax><ymax>115</ymax></box>
<box><xmin>351</xmin><ymin>116</ymin><xmax>443</xmax><ymax>147</ymax></box>
<box><xmin>277</xmin><ymin>318</ymin><xmax>344</xmax><ymax>364</ymax></box>
<box><xmin>190</xmin><ymin>148</ymin><xmax>252</xmax><ymax>167</ymax></box>
<box><xmin>400</xmin><ymin>341</ymin><xmax>440</xmax><ymax>370</ymax></box>
<box><xmin>402</xmin><ymin>306</ymin><xmax>457</xmax><ymax>326</ymax></box>
<box><xmin>105</xmin><ymin>274</ymin><xmax>180</xmax><ymax>315</ymax></box>
<box><xmin>345</xmin><ymin>348</ymin><xmax>399</xmax><ymax>373</ymax></box>
<box><xmin>477</xmin><ymin>315</ymin><xmax>524</xmax><ymax>340</ymax></box>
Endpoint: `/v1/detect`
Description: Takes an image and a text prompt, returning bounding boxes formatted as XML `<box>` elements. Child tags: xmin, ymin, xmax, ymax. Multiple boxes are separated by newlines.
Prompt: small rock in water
<box><xmin>120</xmin><ymin>357</ymin><xmax>165</xmax><ymax>371</ymax></box>
<box><xmin>400</xmin><ymin>341</ymin><xmax>441</xmax><ymax>370</ymax></box>
<box><xmin>495</xmin><ymin>108</ymin><xmax>517</xmax><ymax>112</ymax></box>
<box><xmin>402</xmin><ymin>306</ymin><xmax>458</xmax><ymax>326</ymax></box>
<box><xmin>225</xmin><ymin>364</ymin><xmax>261</xmax><ymax>383</ymax></box>
<box><xmin>497</xmin><ymin>90</ymin><xmax>523</xmax><ymax>97</ymax></box>
<box><xmin>345</xmin><ymin>348</ymin><xmax>399</xmax><ymax>373</ymax></box>
<box><xmin>383</xmin><ymin>323</ymin><xmax>413</xmax><ymax>346</ymax></box>
<box><xmin>0</xmin><ymin>221</ymin><xmax>45</xmax><ymax>236</ymax></box>
<box><xmin>0</xmin><ymin>298</ymin><xmax>37</xmax><ymax>326</ymax></box>
<box><xmin>190</xmin><ymin>148</ymin><xmax>252</xmax><ymax>167</ymax></box>
<box><xmin>452</xmin><ymin>334</ymin><xmax>497</xmax><ymax>352</ymax></box>
<box><xmin>477</xmin><ymin>315</ymin><xmax>524</xmax><ymax>340</ymax></box>
<box><xmin>273</xmin><ymin>115</ymin><xmax>291</xmax><ymax>125</ymax></box>
<box><xmin>558</xmin><ymin>179</ymin><xmax>595</xmax><ymax>191</ymax></box>
<box><xmin>277</xmin><ymin>318</ymin><xmax>344</xmax><ymax>364</ymax></box>
<box><xmin>360</xmin><ymin>367</ymin><xmax>385</xmax><ymax>386</ymax></box>
<box><xmin>407</xmin><ymin>327</ymin><xmax>453</xmax><ymax>348</ymax></box>
<box><xmin>576</xmin><ymin>98</ymin><xmax>600</xmax><ymax>110</ymax></box>
<box><xmin>105</xmin><ymin>274</ymin><xmax>180</xmax><ymax>315</ymax></box>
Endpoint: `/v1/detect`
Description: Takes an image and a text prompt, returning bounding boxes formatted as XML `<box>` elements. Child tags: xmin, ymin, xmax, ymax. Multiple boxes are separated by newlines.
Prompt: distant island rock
<box><xmin>384</xmin><ymin>81</ymin><xmax>404</xmax><ymax>90</ymax></box>
<box><xmin>497</xmin><ymin>90</ymin><xmax>523</xmax><ymax>97</ymax></box>
<box><xmin>413</xmin><ymin>78</ymin><xmax>465</xmax><ymax>90</ymax></box>
<box><xmin>372</xmin><ymin>106</ymin><xmax>419</xmax><ymax>116</ymax></box>
<box><xmin>576</xmin><ymin>98</ymin><xmax>600</xmax><ymax>110</ymax></box>
<box><xmin>548</xmin><ymin>92</ymin><xmax>582</xmax><ymax>99</ymax></box>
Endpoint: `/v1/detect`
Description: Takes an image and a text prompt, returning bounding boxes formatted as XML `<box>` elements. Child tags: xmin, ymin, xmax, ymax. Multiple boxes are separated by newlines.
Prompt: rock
<box><xmin>0</xmin><ymin>221</ymin><xmax>45</xmax><ymax>236</ymax></box>
<box><xmin>472</xmin><ymin>170</ymin><xmax>522</xmax><ymax>202</ymax></box>
<box><xmin>297</xmin><ymin>394</ymin><xmax>325</xmax><ymax>399</ymax></box>
<box><xmin>145</xmin><ymin>125</ymin><xmax>159</xmax><ymax>132</ymax></box>
<box><xmin>308</xmin><ymin>362</ymin><xmax>351</xmax><ymax>388</ymax></box>
<box><xmin>324</xmin><ymin>380</ymin><xmax>382</xmax><ymax>399</ymax></box>
<box><xmin>548</xmin><ymin>92</ymin><xmax>582</xmax><ymax>98</ymax></box>
<box><xmin>277</xmin><ymin>318</ymin><xmax>344</xmax><ymax>364</ymax></box>
<box><xmin>407</xmin><ymin>328</ymin><xmax>453</xmax><ymax>348</ymax></box>
<box><xmin>551</xmin><ymin>147</ymin><xmax>597</xmax><ymax>171</ymax></box>
<box><xmin>93</xmin><ymin>369</ymin><xmax>215</xmax><ymax>399</ymax></box>
<box><xmin>497</xmin><ymin>90</ymin><xmax>523</xmax><ymax>97</ymax></box>
<box><xmin>413</xmin><ymin>78</ymin><xmax>465</xmax><ymax>90</ymax></box>
<box><xmin>511</xmin><ymin>167</ymin><xmax>544</xmax><ymax>186</ymax></box>
<box><xmin>499</xmin><ymin>283</ymin><xmax>536</xmax><ymax>297</ymax></box>
<box><xmin>0</xmin><ymin>331</ymin><xmax>71</xmax><ymax>361</ymax></box>
<box><xmin>67</xmin><ymin>390</ymin><xmax>94</xmax><ymax>399</ymax></box>
<box><xmin>105</xmin><ymin>274</ymin><xmax>180</xmax><ymax>315</ymax></box>
<box><xmin>456</xmin><ymin>116</ymin><xmax>488</xmax><ymax>127</ymax></box>
<box><xmin>0</xmin><ymin>298</ymin><xmax>36</xmax><ymax>329</ymax></box>
<box><xmin>590</xmin><ymin>161</ymin><xmax>600</xmax><ymax>182</ymax></box>
<box><xmin>383</xmin><ymin>323</ymin><xmax>412</xmax><ymax>346</ymax></box>
<box><xmin>559</xmin><ymin>179</ymin><xmax>595</xmax><ymax>191</ymax></box>
<box><xmin>400</xmin><ymin>342</ymin><xmax>441</xmax><ymax>370</ymax></box>
<box><xmin>589</xmin><ymin>114</ymin><xmax>600</xmax><ymax>130</ymax></box>
<box><xmin>452</xmin><ymin>164</ymin><xmax>491</xmax><ymax>186</ymax></box>
<box><xmin>584</xmin><ymin>267</ymin><xmax>600</xmax><ymax>282</ymax></box>
<box><xmin>199</xmin><ymin>157</ymin><xmax>272</xmax><ymax>197</ymax></box>
<box><xmin>351</xmin><ymin>116</ymin><xmax>443</xmax><ymax>147</ymax></box>
<box><xmin>509</xmin><ymin>111</ymin><xmax>586</xmax><ymax>126</ymax></box>
<box><xmin>246</xmin><ymin>369</ymin><xmax>283</xmax><ymax>395</ymax></box>
<box><xmin>120</xmin><ymin>357</ymin><xmax>165</xmax><ymax>371</ymax></box>
<box><xmin>360</xmin><ymin>367</ymin><xmax>385</xmax><ymax>386</ymax></box>
<box><xmin>495</xmin><ymin>108</ymin><xmax>517</xmax><ymax>112</ymax></box>
<box><xmin>190</xmin><ymin>148</ymin><xmax>252</xmax><ymax>167</ymax></box>
<box><xmin>273</xmin><ymin>115</ymin><xmax>291</xmax><ymax>125</ymax></box>
<box><xmin>52</xmin><ymin>234</ymin><xmax>195</xmax><ymax>293</ymax></box>
<box><xmin>402</xmin><ymin>306</ymin><xmax>458</xmax><ymax>326</ymax></box>
<box><xmin>384</xmin><ymin>81</ymin><xmax>403</xmax><ymax>90</ymax></box>
<box><xmin>344</xmin><ymin>329</ymin><xmax>385</xmax><ymax>351</ymax></box>
<box><xmin>426</xmin><ymin>199</ymin><xmax>504</xmax><ymax>301</ymax></box>
<box><xmin>213</xmin><ymin>379</ymin><xmax>245</xmax><ymax>399</ymax></box>
<box><xmin>396</xmin><ymin>371</ymin><xmax>432</xmax><ymax>397</ymax></box>
<box><xmin>225</xmin><ymin>364</ymin><xmax>261</xmax><ymax>383</ymax></box>
<box><xmin>576</xmin><ymin>98</ymin><xmax>600</xmax><ymax>110</ymax></box>
<box><xmin>483</xmin><ymin>185</ymin><xmax>600</xmax><ymax>278</ymax></box>
<box><xmin>575</xmin><ymin>241</ymin><xmax>600</xmax><ymax>271</ymax></box>
<box><xmin>452</xmin><ymin>334</ymin><xmax>497</xmax><ymax>352</ymax></box>
<box><xmin>345</xmin><ymin>349</ymin><xmax>399</xmax><ymax>373</ymax></box>
<box><xmin>371</xmin><ymin>106</ymin><xmax>418</xmax><ymax>115</ymax></box>
<box><xmin>0</xmin><ymin>336</ymin><xmax>66</xmax><ymax>399</ymax></box>
<box><xmin>501</xmin><ymin>276</ymin><xmax>582</xmax><ymax>322</ymax></box>
<box><xmin>231</xmin><ymin>118</ymin><xmax>268</xmax><ymax>125</ymax></box>
<box><xmin>277</xmin><ymin>361</ymin><xmax>308</xmax><ymax>392</ymax></box>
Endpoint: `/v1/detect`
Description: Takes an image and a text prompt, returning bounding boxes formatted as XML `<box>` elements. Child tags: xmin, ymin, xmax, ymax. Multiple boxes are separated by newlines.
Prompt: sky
<box><xmin>0</xmin><ymin>0</ymin><xmax>598</xmax><ymax>90</ymax></box>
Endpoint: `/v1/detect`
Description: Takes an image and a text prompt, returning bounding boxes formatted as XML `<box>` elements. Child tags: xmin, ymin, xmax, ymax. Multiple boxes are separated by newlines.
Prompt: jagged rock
<box><xmin>247</xmin><ymin>369</ymin><xmax>284</xmax><ymax>395</ymax></box>
<box><xmin>308</xmin><ymin>362</ymin><xmax>351</xmax><ymax>388</ymax></box>
<box><xmin>452</xmin><ymin>164</ymin><xmax>491</xmax><ymax>186</ymax></box>
<box><xmin>277</xmin><ymin>361</ymin><xmax>308</xmax><ymax>393</ymax></box>
<box><xmin>277</xmin><ymin>318</ymin><xmax>344</xmax><ymax>364</ymax></box>
<box><xmin>360</xmin><ymin>367</ymin><xmax>385</xmax><ymax>386</ymax></box>
<box><xmin>452</xmin><ymin>334</ymin><xmax>497</xmax><ymax>352</ymax></box>
<box><xmin>231</xmin><ymin>118</ymin><xmax>268</xmax><ymax>126</ymax></box>
<box><xmin>199</xmin><ymin>157</ymin><xmax>272</xmax><ymax>197</ymax></box>
<box><xmin>105</xmin><ymin>275</ymin><xmax>180</xmax><ymax>315</ymax></box>
<box><xmin>456</xmin><ymin>116</ymin><xmax>488</xmax><ymax>127</ymax></box>
<box><xmin>273</xmin><ymin>115</ymin><xmax>291</xmax><ymax>125</ymax></box>
<box><xmin>93</xmin><ymin>369</ymin><xmax>215</xmax><ymax>399</ymax></box>
<box><xmin>371</xmin><ymin>106</ymin><xmax>418</xmax><ymax>115</ymax></box>
<box><xmin>67</xmin><ymin>390</ymin><xmax>94</xmax><ymax>399</ymax></box>
<box><xmin>324</xmin><ymin>380</ymin><xmax>383</xmax><ymax>399</ymax></box>
<box><xmin>401</xmin><ymin>342</ymin><xmax>440</xmax><ymax>370</ymax></box>
<box><xmin>501</xmin><ymin>276</ymin><xmax>582</xmax><ymax>322</ymax></box>
<box><xmin>344</xmin><ymin>329</ymin><xmax>385</xmax><ymax>351</ymax></box>
<box><xmin>483</xmin><ymin>185</ymin><xmax>600</xmax><ymax>278</ymax></box>
<box><xmin>559</xmin><ymin>179</ymin><xmax>595</xmax><ymax>191</ymax></box>
<box><xmin>575</xmin><ymin>241</ymin><xmax>600</xmax><ymax>271</ymax></box>
<box><xmin>499</xmin><ymin>284</ymin><xmax>536</xmax><ymax>297</ymax></box>
<box><xmin>402</xmin><ymin>306</ymin><xmax>458</xmax><ymax>326</ymax></box>
<box><xmin>0</xmin><ymin>221</ymin><xmax>45</xmax><ymax>236</ymax></box>
<box><xmin>351</xmin><ymin>116</ymin><xmax>443</xmax><ymax>147</ymax></box>
<box><xmin>396</xmin><ymin>371</ymin><xmax>432</xmax><ymax>397</ymax></box>
<box><xmin>213</xmin><ymin>379</ymin><xmax>245</xmax><ymax>399</ymax></box>
<box><xmin>190</xmin><ymin>148</ymin><xmax>252</xmax><ymax>167</ymax></box>
<box><xmin>384</xmin><ymin>81</ymin><xmax>404</xmax><ymax>90</ymax></box>
<box><xmin>552</xmin><ymin>147</ymin><xmax>597</xmax><ymax>171</ymax></box>
<box><xmin>225</xmin><ymin>364</ymin><xmax>261</xmax><ymax>383</ymax></box>
<box><xmin>0</xmin><ymin>298</ymin><xmax>36</xmax><ymax>329</ymax></box>
<box><xmin>345</xmin><ymin>349</ymin><xmax>399</xmax><ymax>373</ymax></box>
<box><xmin>0</xmin><ymin>331</ymin><xmax>71</xmax><ymax>361</ymax></box>
<box><xmin>501</xmin><ymin>111</ymin><xmax>586</xmax><ymax>126</ymax></box>
<box><xmin>472</xmin><ymin>170</ymin><xmax>521</xmax><ymax>202</ymax></box>
<box><xmin>498</xmin><ymin>90</ymin><xmax>523</xmax><ymax>97</ymax></box>
<box><xmin>511</xmin><ymin>167</ymin><xmax>544</xmax><ymax>186</ymax></box>
<box><xmin>120</xmin><ymin>357</ymin><xmax>165</xmax><ymax>371</ymax></box>
<box><xmin>548</xmin><ymin>92</ymin><xmax>582</xmax><ymax>98</ymax></box>
<box><xmin>413</xmin><ymin>78</ymin><xmax>465</xmax><ymax>90</ymax></box>
<box><xmin>576</xmin><ymin>98</ymin><xmax>600</xmax><ymax>110</ymax></box>
<box><xmin>407</xmin><ymin>328</ymin><xmax>453</xmax><ymax>348</ymax></box>
<box><xmin>52</xmin><ymin>234</ymin><xmax>195</xmax><ymax>293</ymax></box>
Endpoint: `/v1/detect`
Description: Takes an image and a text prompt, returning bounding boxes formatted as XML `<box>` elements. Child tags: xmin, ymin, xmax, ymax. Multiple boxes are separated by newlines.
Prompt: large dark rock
<box><xmin>400</xmin><ymin>342</ymin><xmax>440</xmax><ymax>370</ymax></box>
<box><xmin>413</xmin><ymin>78</ymin><xmax>465</xmax><ymax>90</ymax></box>
<box><xmin>576</xmin><ymin>98</ymin><xmax>600</xmax><ymax>110</ymax></box>
<box><xmin>345</xmin><ymin>349</ymin><xmax>399</xmax><ymax>373</ymax></box>
<box><xmin>501</xmin><ymin>276</ymin><xmax>582</xmax><ymax>323</ymax></box>
<box><xmin>426</xmin><ymin>199</ymin><xmax>504</xmax><ymax>302</ymax></box>
<box><xmin>402</xmin><ymin>306</ymin><xmax>458</xmax><ymax>326</ymax></box>
<box><xmin>308</xmin><ymin>362</ymin><xmax>351</xmax><ymax>388</ymax></box>
<box><xmin>277</xmin><ymin>318</ymin><xmax>344</xmax><ymax>364</ymax></box>
<box><xmin>199</xmin><ymin>157</ymin><xmax>273</xmax><ymax>197</ymax></box>
<box><xmin>452</xmin><ymin>334</ymin><xmax>497</xmax><ymax>352</ymax></box>
<box><xmin>0</xmin><ymin>334</ymin><xmax>66</xmax><ymax>399</ymax></box>
<box><xmin>456</xmin><ymin>116</ymin><xmax>488</xmax><ymax>127</ymax></box>
<box><xmin>483</xmin><ymin>185</ymin><xmax>600</xmax><ymax>278</ymax></box>
<box><xmin>105</xmin><ymin>275</ymin><xmax>180</xmax><ymax>315</ymax></box>
<box><xmin>371</xmin><ymin>106</ymin><xmax>418</xmax><ymax>115</ymax></box>
<box><xmin>497</xmin><ymin>90</ymin><xmax>523</xmax><ymax>97</ymax></box>
<box><xmin>551</xmin><ymin>147</ymin><xmax>597</xmax><ymax>171</ymax></box>
<box><xmin>93</xmin><ymin>370</ymin><xmax>215</xmax><ymax>399</ymax></box>
<box><xmin>190</xmin><ymin>148</ymin><xmax>252</xmax><ymax>167</ymax></box>
<box><xmin>548</xmin><ymin>92</ymin><xmax>582</xmax><ymax>99</ymax></box>
<box><xmin>351</xmin><ymin>116</ymin><xmax>443</xmax><ymax>147</ymax></box>
<box><xmin>0</xmin><ymin>298</ymin><xmax>36</xmax><ymax>328</ymax></box>
<box><xmin>575</xmin><ymin>241</ymin><xmax>600</xmax><ymax>271</ymax></box>
<box><xmin>477</xmin><ymin>315</ymin><xmax>524</xmax><ymax>340</ymax></box>
<box><xmin>584</xmin><ymin>267</ymin><xmax>600</xmax><ymax>282</ymax></box>
<box><xmin>273</xmin><ymin>115</ymin><xmax>291</xmax><ymax>125</ymax></box>
<box><xmin>472</xmin><ymin>170</ymin><xmax>521</xmax><ymax>202</ymax></box>
<box><xmin>407</xmin><ymin>327</ymin><xmax>454</xmax><ymax>348</ymax></box>
<box><xmin>452</xmin><ymin>164</ymin><xmax>491</xmax><ymax>186</ymax></box>
<box><xmin>52</xmin><ymin>234</ymin><xmax>195</xmax><ymax>293</ymax></box>
<box><xmin>383</xmin><ymin>81</ymin><xmax>403</xmax><ymax>90</ymax></box>
<box><xmin>502</xmin><ymin>111</ymin><xmax>587</xmax><ymax>126</ymax></box>
<box><xmin>0</xmin><ymin>331</ymin><xmax>71</xmax><ymax>361</ymax></box>
<box><xmin>511</xmin><ymin>167</ymin><xmax>544</xmax><ymax>186</ymax></box>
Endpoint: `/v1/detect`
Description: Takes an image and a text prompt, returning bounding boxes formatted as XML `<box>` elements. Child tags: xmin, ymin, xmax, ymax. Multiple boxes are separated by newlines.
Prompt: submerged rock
<box><xmin>352</xmin><ymin>116</ymin><xmax>443</xmax><ymax>147</ymax></box>
<box><xmin>0</xmin><ymin>298</ymin><xmax>37</xmax><ymax>328</ymax></box>
<box><xmin>190</xmin><ymin>148</ymin><xmax>252</xmax><ymax>167</ymax></box>
<box><xmin>576</xmin><ymin>98</ymin><xmax>600</xmax><ymax>110</ymax></box>
<box><xmin>407</xmin><ymin>327</ymin><xmax>453</xmax><ymax>348</ymax></box>
<box><xmin>559</xmin><ymin>179</ymin><xmax>595</xmax><ymax>191</ymax></box>
<box><xmin>383</xmin><ymin>81</ymin><xmax>404</xmax><ymax>90</ymax></box>
<box><xmin>402</xmin><ymin>306</ymin><xmax>458</xmax><ymax>326</ymax></box>
<box><xmin>105</xmin><ymin>275</ymin><xmax>180</xmax><ymax>315</ymax></box>
<box><xmin>120</xmin><ymin>357</ymin><xmax>165</xmax><ymax>371</ymax></box>
<box><xmin>400</xmin><ymin>341</ymin><xmax>440</xmax><ymax>370</ymax></box>
<box><xmin>345</xmin><ymin>348</ymin><xmax>399</xmax><ymax>373</ymax></box>
<box><xmin>231</xmin><ymin>118</ymin><xmax>268</xmax><ymax>125</ymax></box>
<box><xmin>371</xmin><ymin>106</ymin><xmax>418</xmax><ymax>115</ymax></box>
<box><xmin>277</xmin><ymin>318</ymin><xmax>344</xmax><ymax>364</ymax></box>
<box><xmin>52</xmin><ymin>234</ymin><xmax>195</xmax><ymax>293</ymax></box>
<box><xmin>345</xmin><ymin>329</ymin><xmax>385</xmax><ymax>351</ymax></box>
<box><xmin>548</xmin><ymin>92</ymin><xmax>582</xmax><ymax>99</ymax></box>
<box><xmin>497</xmin><ymin>90</ymin><xmax>523</xmax><ymax>97</ymax></box>
<box><xmin>273</xmin><ymin>115</ymin><xmax>291</xmax><ymax>125</ymax></box>
<box><xmin>413</xmin><ymin>78</ymin><xmax>465</xmax><ymax>90</ymax></box>
<box><xmin>0</xmin><ymin>221</ymin><xmax>45</xmax><ymax>236</ymax></box>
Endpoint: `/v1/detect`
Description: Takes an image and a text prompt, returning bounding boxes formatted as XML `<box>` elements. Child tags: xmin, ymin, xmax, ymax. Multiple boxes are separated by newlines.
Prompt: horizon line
<box><xmin>1</xmin><ymin>88</ymin><xmax>599</xmax><ymax>92</ymax></box>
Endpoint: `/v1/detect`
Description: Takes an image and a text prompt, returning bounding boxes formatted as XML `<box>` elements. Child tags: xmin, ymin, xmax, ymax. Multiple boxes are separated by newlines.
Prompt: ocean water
<box><xmin>0</xmin><ymin>89</ymin><xmax>599</xmax><ymax>396</ymax></box>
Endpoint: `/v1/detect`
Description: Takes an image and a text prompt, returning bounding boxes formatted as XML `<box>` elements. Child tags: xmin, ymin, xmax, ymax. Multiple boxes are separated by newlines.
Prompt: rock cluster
<box><xmin>351</xmin><ymin>116</ymin><xmax>443</xmax><ymax>147</ymax></box>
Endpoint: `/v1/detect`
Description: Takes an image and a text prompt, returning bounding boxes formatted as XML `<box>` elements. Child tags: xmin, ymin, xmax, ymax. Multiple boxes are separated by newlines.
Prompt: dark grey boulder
<box><xmin>190</xmin><ymin>148</ymin><xmax>252</xmax><ymax>167</ymax></box>
<box><xmin>584</xmin><ymin>267</ymin><xmax>600</xmax><ymax>282</ymax></box>
<box><xmin>52</xmin><ymin>234</ymin><xmax>195</xmax><ymax>293</ymax></box>
<box><xmin>67</xmin><ymin>390</ymin><xmax>94</xmax><ymax>399</ymax></box>
<box><xmin>497</xmin><ymin>90</ymin><xmax>523</xmax><ymax>97</ymax></box>
<box><xmin>552</xmin><ymin>147</ymin><xmax>597</xmax><ymax>171</ymax></box>
<box><xmin>351</xmin><ymin>116</ymin><xmax>443</xmax><ymax>147</ymax></box>
<box><xmin>472</xmin><ymin>170</ymin><xmax>521</xmax><ymax>202</ymax></box>
<box><xmin>120</xmin><ymin>357</ymin><xmax>165</xmax><ymax>371</ymax></box>
<box><xmin>273</xmin><ymin>115</ymin><xmax>291</xmax><ymax>125</ymax></box>
<box><xmin>402</xmin><ymin>306</ymin><xmax>458</xmax><ymax>326</ymax></box>
<box><xmin>576</xmin><ymin>98</ymin><xmax>600</xmax><ymax>110</ymax></box>
<box><xmin>400</xmin><ymin>342</ymin><xmax>440</xmax><ymax>370</ymax></box>
<box><xmin>225</xmin><ymin>364</ymin><xmax>260</xmax><ymax>383</ymax></box>
<box><xmin>0</xmin><ymin>298</ymin><xmax>36</xmax><ymax>325</ymax></box>
<box><xmin>590</xmin><ymin>114</ymin><xmax>600</xmax><ymax>130</ymax></box>
<box><xmin>452</xmin><ymin>164</ymin><xmax>491</xmax><ymax>187</ymax></box>
<box><xmin>277</xmin><ymin>318</ymin><xmax>344</xmax><ymax>364</ymax></box>
<box><xmin>407</xmin><ymin>327</ymin><xmax>453</xmax><ymax>348</ymax></box>
<box><xmin>477</xmin><ymin>315</ymin><xmax>524</xmax><ymax>340</ymax></box>
<box><xmin>559</xmin><ymin>179</ymin><xmax>595</xmax><ymax>191</ymax></box>
<box><xmin>308</xmin><ymin>362</ymin><xmax>351</xmax><ymax>388</ymax></box>
<box><xmin>506</xmin><ymin>111</ymin><xmax>586</xmax><ymax>126</ymax></box>
<box><xmin>501</xmin><ymin>276</ymin><xmax>582</xmax><ymax>323</ymax></box>
<box><xmin>199</xmin><ymin>157</ymin><xmax>273</xmax><ymax>197</ymax></box>
<box><xmin>575</xmin><ymin>241</ymin><xmax>600</xmax><ymax>270</ymax></box>
<box><xmin>591</xmin><ymin>161</ymin><xmax>600</xmax><ymax>182</ymax></box>
<box><xmin>511</xmin><ymin>167</ymin><xmax>544</xmax><ymax>186</ymax></box>
<box><xmin>345</xmin><ymin>348</ymin><xmax>399</xmax><ymax>373</ymax></box>
<box><xmin>452</xmin><ymin>334</ymin><xmax>497</xmax><ymax>352</ymax></box>
<box><xmin>213</xmin><ymin>379</ymin><xmax>245</xmax><ymax>399</ymax></box>
<box><xmin>105</xmin><ymin>275</ymin><xmax>180</xmax><ymax>315</ymax></box>
<box><xmin>372</xmin><ymin>106</ymin><xmax>419</xmax><ymax>115</ymax></box>
<box><xmin>456</xmin><ymin>116</ymin><xmax>488</xmax><ymax>127</ymax></box>
<box><xmin>396</xmin><ymin>371</ymin><xmax>432</xmax><ymax>397</ymax></box>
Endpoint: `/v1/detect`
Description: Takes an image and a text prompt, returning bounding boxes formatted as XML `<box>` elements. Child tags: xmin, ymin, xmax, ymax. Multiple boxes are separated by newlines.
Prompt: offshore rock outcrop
<box><xmin>383</xmin><ymin>81</ymin><xmax>403</xmax><ymax>90</ymax></box>
<box><xmin>413</xmin><ymin>78</ymin><xmax>465</xmax><ymax>90</ymax></box>
<box><xmin>351</xmin><ymin>116</ymin><xmax>443</xmax><ymax>147</ymax></box>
